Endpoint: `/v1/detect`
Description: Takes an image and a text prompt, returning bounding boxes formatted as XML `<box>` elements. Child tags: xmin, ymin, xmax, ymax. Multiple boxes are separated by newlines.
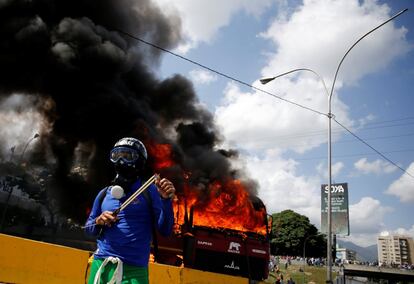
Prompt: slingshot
<box><xmin>112</xmin><ymin>174</ymin><xmax>158</xmax><ymax>216</ymax></box>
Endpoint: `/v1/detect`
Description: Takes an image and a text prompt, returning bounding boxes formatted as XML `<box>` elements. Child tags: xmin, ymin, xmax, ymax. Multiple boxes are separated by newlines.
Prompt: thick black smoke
<box><xmin>0</xmin><ymin>0</ymin><xmax>258</xmax><ymax>222</ymax></box>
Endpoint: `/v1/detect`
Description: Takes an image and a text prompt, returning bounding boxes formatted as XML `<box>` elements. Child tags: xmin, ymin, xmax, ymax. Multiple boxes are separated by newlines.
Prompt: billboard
<box><xmin>321</xmin><ymin>183</ymin><xmax>349</xmax><ymax>236</ymax></box>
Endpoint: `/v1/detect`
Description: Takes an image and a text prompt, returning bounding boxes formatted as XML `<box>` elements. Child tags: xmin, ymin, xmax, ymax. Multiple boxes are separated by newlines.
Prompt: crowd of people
<box><xmin>270</xmin><ymin>254</ymin><xmax>414</xmax><ymax>271</ymax></box>
<box><xmin>268</xmin><ymin>256</ymin><xmax>296</xmax><ymax>284</ymax></box>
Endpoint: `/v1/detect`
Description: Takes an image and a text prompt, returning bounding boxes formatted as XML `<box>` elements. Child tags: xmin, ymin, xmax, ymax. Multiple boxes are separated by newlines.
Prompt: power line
<box><xmin>359</xmin><ymin>121</ymin><xmax>414</xmax><ymax>132</ymax></box>
<box><xmin>114</xmin><ymin>28</ymin><xmax>327</xmax><ymax>117</ymax></box>
<box><xmin>236</xmin><ymin>122</ymin><xmax>414</xmax><ymax>144</ymax></box>
<box><xmin>247</xmin><ymin>132</ymin><xmax>414</xmax><ymax>149</ymax></box>
<box><xmin>333</xmin><ymin>118</ymin><xmax>414</xmax><ymax>179</ymax></box>
<box><xmin>335</xmin><ymin>132</ymin><xmax>414</xmax><ymax>145</ymax></box>
<box><xmin>113</xmin><ymin>28</ymin><xmax>414</xmax><ymax>180</ymax></box>
<box><xmin>295</xmin><ymin>149</ymin><xmax>414</xmax><ymax>162</ymax></box>
<box><xmin>359</xmin><ymin>116</ymin><xmax>414</xmax><ymax>126</ymax></box>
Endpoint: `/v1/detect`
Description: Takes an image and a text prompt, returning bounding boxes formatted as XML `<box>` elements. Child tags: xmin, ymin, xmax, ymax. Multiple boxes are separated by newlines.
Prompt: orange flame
<box><xmin>148</xmin><ymin>141</ymin><xmax>267</xmax><ymax>235</ymax></box>
<box><xmin>147</xmin><ymin>143</ymin><xmax>174</xmax><ymax>171</ymax></box>
<box><xmin>174</xmin><ymin>180</ymin><xmax>267</xmax><ymax>235</ymax></box>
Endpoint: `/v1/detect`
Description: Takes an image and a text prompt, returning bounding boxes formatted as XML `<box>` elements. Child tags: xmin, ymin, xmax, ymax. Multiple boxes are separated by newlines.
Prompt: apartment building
<box><xmin>377</xmin><ymin>234</ymin><xmax>414</xmax><ymax>265</ymax></box>
<box><xmin>336</xmin><ymin>247</ymin><xmax>357</xmax><ymax>262</ymax></box>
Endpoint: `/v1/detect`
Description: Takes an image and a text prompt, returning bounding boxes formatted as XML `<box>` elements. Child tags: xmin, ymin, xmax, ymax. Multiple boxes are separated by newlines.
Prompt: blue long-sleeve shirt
<box><xmin>84</xmin><ymin>179</ymin><xmax>174</xmax><ymax>267</ymax></box>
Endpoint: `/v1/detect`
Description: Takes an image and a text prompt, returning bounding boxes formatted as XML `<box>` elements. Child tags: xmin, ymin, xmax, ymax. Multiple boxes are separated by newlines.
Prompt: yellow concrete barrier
<box><xmin>0</xmin><ymin>233</ymin><xmax>90</xmax><ymax>284</ymax></box>
<box><xmin>149</xmin><ymin>263</ymin><xmax>248</xmax><ymax>284</ymax></box>
<box><xmin>0</xmin><ymin>233</ymin><xmax>249</xmax><ymax>284</ymax></box>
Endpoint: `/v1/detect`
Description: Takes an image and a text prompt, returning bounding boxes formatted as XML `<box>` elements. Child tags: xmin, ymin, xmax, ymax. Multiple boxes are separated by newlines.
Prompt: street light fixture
<box><xmin>261</xmin><ymin>67</ymin><xmax>333</xmax><ymax>282</ymax></box>
<box><xmin>259</xmin><ymin>9</ymin><xmax>407</xmax><ymax>283</ymax></box>
<box><xmin>302</xmin><ymin>233</ymin><xmax>325</xmax><ymax>284</ymax></box>
<box><xmin>19</xmin><ymin>133</ymin><xmax>40</xmax><ymax>164</ymax></box>
<box><xmin>0</xmin><ymin>177</ymin><xmax>15</xmax><ymax>232</ymax></box>
<box><xmin>9</xmin><ymin>146</ymin><xmax>16</xmax><ymax>162</ymax></box>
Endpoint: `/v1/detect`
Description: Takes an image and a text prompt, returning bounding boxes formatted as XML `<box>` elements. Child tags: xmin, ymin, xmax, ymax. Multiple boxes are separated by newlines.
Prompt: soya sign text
<box><xmin>321</xmin><ymin>183</ymin><xmax>350</xmax><ymax>236</ymax></box>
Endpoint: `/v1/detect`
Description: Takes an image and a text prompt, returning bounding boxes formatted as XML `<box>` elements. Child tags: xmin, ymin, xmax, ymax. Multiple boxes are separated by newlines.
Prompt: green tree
<box><xmin>270</xmin><ymin>209</ymin><xmax>326</xmax><ymax>256</ymax></box>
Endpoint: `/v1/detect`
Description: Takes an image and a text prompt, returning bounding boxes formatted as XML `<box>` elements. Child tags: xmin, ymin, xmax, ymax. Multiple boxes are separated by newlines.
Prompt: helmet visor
<box><xmin>110</xmin><ymin>147</ymin><xmax>140</xmax><ymax>164</ymax></box>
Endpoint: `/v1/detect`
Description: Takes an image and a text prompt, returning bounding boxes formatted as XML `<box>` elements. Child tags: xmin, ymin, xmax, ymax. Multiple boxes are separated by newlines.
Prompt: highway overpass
<box><xmin>343</xmin><ymin>264</ymin><xmax>414</xmax><ymax>283</ymax></box>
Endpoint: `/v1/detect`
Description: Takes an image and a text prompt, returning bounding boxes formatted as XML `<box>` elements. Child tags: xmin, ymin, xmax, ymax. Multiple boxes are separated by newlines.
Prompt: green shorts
<box><xmin>88</xmin><ymin>257</ymin><xmax>149</xmax><ymax>284</ymax></box>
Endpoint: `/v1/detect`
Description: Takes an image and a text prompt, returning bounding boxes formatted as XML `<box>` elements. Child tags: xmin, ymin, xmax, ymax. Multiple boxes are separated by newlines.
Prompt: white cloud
<box><xmin>347</xmin><ymin>197</ymin><xmax>393</xmax><ymax>246</ymax></box>
<box><xmin>189</xmin><ymin>69</ymin><xmax>217</xmax><ymax>85</ymax></box>
<box><xmin>393</xmin><ymin>225</ymin><xmax>414</xmax><ymax>238</ymax></box>
<box><xmin>386</xmin><ymin>162</ymin><xmax>414</xmax><ymax>203</ymax></box>
<box><xmin>354</xmin><ymin>158</ymin><xmax>398</xmax><ymax>175</ymax></box>
<box><xmin>152</xmin><ymin>0</ymin><xmax>273</xmax><ymax>53</ymax></box>
<box><xmin>260</xmin><ymin>0</ymin><xmax>410</xmax><ymax>86</ymax></box>
<box><xmin>332</xmin><ymin>162</ymin><xmax>345</xmax><ymax>178</ymax></box>
<box><xmin>317</xmin><ymin>161</ymin><xmax>344</xmax><ymax>179</ymax></box>
<box><xmin>376</xmin><ymin>226</ymin><xmax>414</xmax><ymax>244</ymax></box>
<box><xmin>238</xmin><ymin>151</ymin><xmax>322</xmax><ymax>226</ymax></box>
<box><xmin>357</xmin><ymin>114</ymin><xmax>376</xmax><ymax>128</ymax></box>
<box><xmin>349</xmin><ymin>197</ymin><xmax>391</xmax><ymax>234</ymax></box>
<box><xmin>215</xmin><ymin>82</ymin><xmax>342</xmax><ymax>154</ymax></box>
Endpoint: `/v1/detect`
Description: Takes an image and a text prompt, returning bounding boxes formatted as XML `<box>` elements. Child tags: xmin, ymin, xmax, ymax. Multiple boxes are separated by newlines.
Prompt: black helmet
<box><xmin>110</xmin><ymin>137</ymin><xmax>147</xmax><ymax>179</ymax></box>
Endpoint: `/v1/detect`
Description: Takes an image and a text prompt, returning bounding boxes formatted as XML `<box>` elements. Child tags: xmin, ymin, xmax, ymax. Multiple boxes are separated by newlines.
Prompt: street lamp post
<box><xmin>9</xmin><ymin>146</ymin><xmax>16</xmax><ymax>162</ymax></box>
<box><xmin>302</xmin><ymin>233</ymin><xmax>326</xmax><ymax>284</ymax></box>
<box><xmin>261</xmin><ymin>68</ymin><xmax>333</xmax><ymax>282</ymax></box>
<box><xmin>19</xmin><ymin>133</ymin><xmax>40</xmax><ymax>164</ymax></box>
<box><xmin>0</xmin><ymin>178</ymin><xmax>14</xmax><ymax>232</ymax></box>
<box><xmin>302</xmin><ymin>235</ymin><xmax>312</xmax><ymax>284</ymax></box>
<box><xmin>259</xmin><ymin>9</ymin><xmax>407</xmax><ymax>283</ymax></box>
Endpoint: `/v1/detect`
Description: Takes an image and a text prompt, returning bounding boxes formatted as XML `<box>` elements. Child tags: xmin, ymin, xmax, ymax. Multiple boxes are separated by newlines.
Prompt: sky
<box><xmin>1</xmin><ymin>0</ymin><xmax>412</xmax><ymax>248</ymax></box>
<box><xmin>152</xmin><ymin>0</ymin><xmax>414</xmax><ymax>247</ymax></box>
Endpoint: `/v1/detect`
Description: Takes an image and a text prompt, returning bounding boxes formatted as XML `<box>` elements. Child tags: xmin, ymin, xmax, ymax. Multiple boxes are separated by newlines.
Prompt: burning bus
<box><xmin>154</xmin><ymin>190</ymin><xmax>271</xmax><ymax>281</ymax></box>
<box><xmin>147</xmin><ymin>143</ymin><xmax>272</xmax><ymax>281</ymax></box>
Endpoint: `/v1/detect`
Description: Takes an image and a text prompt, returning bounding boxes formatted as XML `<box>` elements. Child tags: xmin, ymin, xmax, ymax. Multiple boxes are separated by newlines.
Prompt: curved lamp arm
<box><xmin>329</xmin><ymin>9</ymin><xmax>408</xmax><ymax>104</ymax></box>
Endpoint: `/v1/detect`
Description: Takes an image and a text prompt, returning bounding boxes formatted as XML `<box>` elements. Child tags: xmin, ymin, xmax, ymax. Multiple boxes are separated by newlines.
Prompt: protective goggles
<box><xmin>110</xmin><ymin>147</ymin><xmax>140</xmax><ymax>164</ymax></box>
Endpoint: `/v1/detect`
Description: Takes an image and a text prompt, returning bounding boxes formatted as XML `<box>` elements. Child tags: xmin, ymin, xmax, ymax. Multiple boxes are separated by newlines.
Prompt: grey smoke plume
<box><xmin>0</xmin><ymin>0</ymin><xmax>259</xmax><ymax>222</ymax></box>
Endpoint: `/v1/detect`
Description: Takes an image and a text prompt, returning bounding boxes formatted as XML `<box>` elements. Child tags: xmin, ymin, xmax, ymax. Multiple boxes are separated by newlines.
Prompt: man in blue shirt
<box><xmin>85</xmin><ymin>137</ymin><xmax>175</xmax><ymax>284</ymax></box>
